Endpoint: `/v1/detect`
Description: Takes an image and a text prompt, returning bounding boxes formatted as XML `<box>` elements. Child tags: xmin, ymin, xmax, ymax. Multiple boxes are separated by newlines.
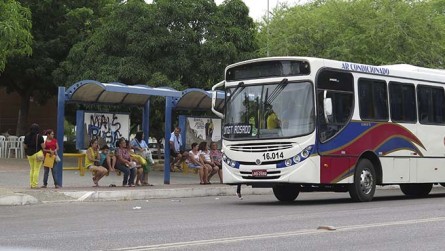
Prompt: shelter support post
<box><xmin>56</xmin><ymin>87</ymin><xmax>65</xmax><ymax>187</ymax></box>
<box><xmin>164</xmin><ymin>97</ymin><xmax>173</xmax><ymax>184</ymax></box>
<box><xmin>143</xmin><ymin>101</ymin><xmax>150</xmax><ymax>143</ymax></box>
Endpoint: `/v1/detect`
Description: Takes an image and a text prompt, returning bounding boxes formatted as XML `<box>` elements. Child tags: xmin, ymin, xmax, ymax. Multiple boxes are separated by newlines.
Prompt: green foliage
<box><xmin>0</xmin><ymin>0</ymin><xmax>32</xmax><ymax>72</ymax></box>
<box><xmin>0</xmin><ymin>0</ymin><xmax>116</xmax><ymax>135</ymax></box>
<box><xmin>64</xmin><ymin>119</ymin><xmax>76</xmax><ymax>141</ymax></box>
<box><xmin>0</xmin><ymin>0</ymin><xmax>259</xmax><ymax>136</ymax></box>
<box><xmin>57</xmin><ymin>0</ymin><xmax>259</xmax><ymax>140</ymax></box>
<box><xmin>202</xmin><ymin>0</ymin><xmax>259</xmax><ymax>85</ymax></box>
<box><xmin>59</xmin><ymin>0</ymin><xmax>258</xmax><ymax>89</ymax></box>
<box><xmin>258</xmin><ymin>0</ymin><xmax>445</xmax><ymax>67</ymax></box>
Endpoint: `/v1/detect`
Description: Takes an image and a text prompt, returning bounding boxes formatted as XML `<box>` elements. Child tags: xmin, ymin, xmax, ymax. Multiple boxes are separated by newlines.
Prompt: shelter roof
<box><xmin>173</xmin><ymin>88</ymin><xmax>225</xmax><ymax>111</ymax></box>
<box><xmin>64</xmin><ymin>80</ymin><xmax>182</xmax><ymax>105</ymax></box>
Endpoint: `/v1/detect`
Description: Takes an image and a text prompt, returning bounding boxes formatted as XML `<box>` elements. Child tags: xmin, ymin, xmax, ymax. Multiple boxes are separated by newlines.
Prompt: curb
<box><xmin>0</xmin><ymin>193</ymin><xmax>39</xmax><ymax>206</ymax></box>
<box><xmin>0</xmin><ymin>185</ymin><xmax>405</xmax><ymax>206</ymax></box>
<box><xmin>60</xmin><ymin>186</ymin><xmax>272</xmax><ymax>202</ymax></box>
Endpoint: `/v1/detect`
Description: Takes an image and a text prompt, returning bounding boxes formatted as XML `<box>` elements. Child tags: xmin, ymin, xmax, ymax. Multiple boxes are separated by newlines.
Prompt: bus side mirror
<box><xmin>323</xmin><ymin>98</ymin><xmax>332</xmax><ymax>122</ymax></box>
<box><xmin>211</xmin><ymin>81</ymin><xmax>225</xmax><ymax>119</ymax></box>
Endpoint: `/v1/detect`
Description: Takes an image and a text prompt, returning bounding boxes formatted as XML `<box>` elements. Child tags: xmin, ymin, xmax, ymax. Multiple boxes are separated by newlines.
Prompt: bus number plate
<box><xmin>252</xmin><ymin>169</ymin><xmax>267</xmax><ymax>177</ymax></box>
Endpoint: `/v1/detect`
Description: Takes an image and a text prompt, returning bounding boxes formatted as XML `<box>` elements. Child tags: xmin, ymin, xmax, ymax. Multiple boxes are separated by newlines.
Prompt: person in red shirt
<box><xmin>41</xmin><ymin>129</ymin><xmax>60</xmax><ymax>188</ymax></box>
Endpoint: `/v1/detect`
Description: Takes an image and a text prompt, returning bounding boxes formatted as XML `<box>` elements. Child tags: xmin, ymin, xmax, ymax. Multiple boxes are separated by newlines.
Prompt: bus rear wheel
<box><xmin>400</xmin><ymin>184</ymin><xmax>432</xmax><ymax>197</ymax></box>
<box><xmin>349</xmin><ymin>159</ymin><xmax>376</xmax><ymax>202</ymax></box>
<box><xmin>273</xmin><ymin>184</ymin><xmax>300</xmax><ymax>202</ymax></box>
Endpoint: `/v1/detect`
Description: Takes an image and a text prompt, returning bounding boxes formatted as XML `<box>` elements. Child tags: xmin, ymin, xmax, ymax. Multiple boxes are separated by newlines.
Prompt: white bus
<box><xmin>211</xmin><ymin>57</ymin><xmax>445</xmax><ymax>202</ymax></box>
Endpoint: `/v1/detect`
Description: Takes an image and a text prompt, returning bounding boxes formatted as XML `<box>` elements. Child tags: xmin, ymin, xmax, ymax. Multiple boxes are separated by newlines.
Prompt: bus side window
<box><xmin>316</xmin><ymin>70</ymin><xmax>354</xmax><ymax>142</ymax></box>
<box><xmin>358</xmin><ymin>78</ymin><xmax>388</xmax><ymax>121</ymax></box>
<box><xmin>389</xmin><ymin>82</ymin><xmax>416</xmax><ymax>123</ymax></box>
<box><xmin>417</xmin><ymin>85</ymin><xmax>445</xmax><ymax>124</ymax></box>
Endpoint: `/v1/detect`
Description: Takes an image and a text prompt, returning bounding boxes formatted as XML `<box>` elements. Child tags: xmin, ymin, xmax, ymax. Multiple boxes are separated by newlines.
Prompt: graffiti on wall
<box><xmin>83</xmin><ymin>112</ymin><xmax>130</xmax><ymax>148</ymax></box>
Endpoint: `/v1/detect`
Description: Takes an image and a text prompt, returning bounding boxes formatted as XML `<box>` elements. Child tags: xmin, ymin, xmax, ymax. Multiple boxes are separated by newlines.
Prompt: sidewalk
<box><xmin>0</xmin><ymin>158</ymin><xmax>271</xmax><ymax>206</ymax></box>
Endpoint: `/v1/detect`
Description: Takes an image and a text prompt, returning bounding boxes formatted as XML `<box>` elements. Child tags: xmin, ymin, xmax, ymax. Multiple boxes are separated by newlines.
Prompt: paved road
<box><xmin>1</xmin><ymin>188</ymin><xmax>445</xmax><ymax>250</ymax></box>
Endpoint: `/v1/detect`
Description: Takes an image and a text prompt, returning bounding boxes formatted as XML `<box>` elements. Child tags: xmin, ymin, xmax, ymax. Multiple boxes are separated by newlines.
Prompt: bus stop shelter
<box><xmin>163</xmin><ymin>88</ymin><xmax>225</xmax><ymax>184</ymax></box>
<box><xmin>56</xmin><ymin>80</ymin><xmax>181</xmax><ymax>186</ymax></box>
<box><xmin>56</xmin><ymin>80</ymin><xmax>224</xmax><ymax>185</ymax></box>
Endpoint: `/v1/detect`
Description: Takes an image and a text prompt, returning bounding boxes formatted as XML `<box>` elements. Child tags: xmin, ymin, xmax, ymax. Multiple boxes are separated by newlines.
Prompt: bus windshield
<box><xmin>223</xmin><ymin>81</ymin><xmax>315</xmax><ymax>140</ymax></box>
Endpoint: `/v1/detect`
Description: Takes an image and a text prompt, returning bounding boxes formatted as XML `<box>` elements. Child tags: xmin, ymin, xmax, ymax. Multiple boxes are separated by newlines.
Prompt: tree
<box><xmin>257</xmin><ymin>0</ymin><xmax>445</xmax><ymax>67</ymax></box>
<box><xmin>0</xmin><ymin>0</ymin><xmax>116</xmax><ymax>135</ymax></box>
<box><xmin>57</xmin><ymin>0</ymin><xmax>258</xmax><ymax>140</ymax></box>
<box><xmin>201</xmin><ymin>0</ymin><xmax>259</xmax><ymax>86</ymax></box>
<box><xmin>0</xmin><ymin>0</ymin><xmax>32</xmax><ymax>72</ymax></box>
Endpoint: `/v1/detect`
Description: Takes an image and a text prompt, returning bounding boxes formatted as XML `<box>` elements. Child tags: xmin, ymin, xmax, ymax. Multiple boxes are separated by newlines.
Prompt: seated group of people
<box><xmin>85</xmin><ymin>131</ymin><xmax>154</xmax><ymax>187</ymax></box>
<box><xmin>173</xmin><ymin>141</ymin><xmax>223</xmax><ymax>185</ymax></box>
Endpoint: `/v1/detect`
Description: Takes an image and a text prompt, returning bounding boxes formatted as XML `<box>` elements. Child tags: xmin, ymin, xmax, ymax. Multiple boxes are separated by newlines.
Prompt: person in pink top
<box><xmin>41</xmin><ymin>129</ymin><xmax>60</xmax><ymax>188</ymax></box>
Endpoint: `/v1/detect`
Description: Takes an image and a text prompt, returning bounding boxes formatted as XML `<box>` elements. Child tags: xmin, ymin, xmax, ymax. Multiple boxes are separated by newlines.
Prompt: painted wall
<box><xmin>0</xmin><ymin>89</ymin><xmax>57</xmax><ymax>136</ymax></box>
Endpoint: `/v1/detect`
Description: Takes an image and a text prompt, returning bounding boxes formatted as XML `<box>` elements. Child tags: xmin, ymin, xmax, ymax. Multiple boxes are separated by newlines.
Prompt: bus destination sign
<box><xmin>223</xmin><ymin>123</ymin><xmax>252</xmax><ymax>137</ymax></box>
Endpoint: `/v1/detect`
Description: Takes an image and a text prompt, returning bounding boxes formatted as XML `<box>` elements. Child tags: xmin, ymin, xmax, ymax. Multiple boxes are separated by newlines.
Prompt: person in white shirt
<box><xmin>169</xmin><ymin>127</ymin><xmax>184</xmax><ymax>171</ymax></box>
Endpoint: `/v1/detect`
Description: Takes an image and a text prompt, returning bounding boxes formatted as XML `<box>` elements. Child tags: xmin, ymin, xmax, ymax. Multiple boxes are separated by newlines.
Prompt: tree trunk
<box><xmin>16</xmin><ymin>92</ymin><xmax>30</xmax><ymax>136</ymax></box>
<box><xmin>156</xmin><ymin>138</ymin><xmax>163</xmax><ymax>159</ymax></box>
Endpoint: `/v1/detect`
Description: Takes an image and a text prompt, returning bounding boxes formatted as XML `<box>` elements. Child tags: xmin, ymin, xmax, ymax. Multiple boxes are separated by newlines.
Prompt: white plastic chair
<box><xmin>0</xmin><ymin>136</ymin><xmax>5</xmax><ymax>158</ymax></box>
<box><xmin>7</xmin><ymin>136</ymin><xmax>20</xmax><ymax>158</ymax></box>
<box><xmin>18</xmin><ymin>136</ymin><xmax>25</xmax><ymax>158</ymax></box>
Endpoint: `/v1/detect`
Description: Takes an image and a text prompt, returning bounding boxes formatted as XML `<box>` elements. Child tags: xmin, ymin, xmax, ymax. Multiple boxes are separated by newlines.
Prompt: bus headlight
<box><xmin>301</xmin><ymin>146</ymin><xmax>313</xmax><ymax>158</ymax></box>
<box><xmin>285</xmin><ymin>159</ymin><xmax>292</xmax><ymax>167</ymax></box>
<box><xmin>230</xmin><ymin>161</ymin><xmax>236</xmax><ymax>167</ymax></box>
<box><xmin>293</xmin><ymin>155</ymin><xmax>301</xmax><ymax>163</ymax></box>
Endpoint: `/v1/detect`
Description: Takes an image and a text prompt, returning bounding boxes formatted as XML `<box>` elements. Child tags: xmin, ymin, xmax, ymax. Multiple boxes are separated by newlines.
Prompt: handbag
<box><xmin>145</xmin><ymin>150</ymin><xmax>154</xmax><ymax>165</ymax></box>
<box><xmin>55</xmin><ymin>154</ymin><xmax>61</xmax><ymax>162</ymax></box>
<box><xmin>43</xmin><ymin>153</ymin><xmax>55</xmax><ymax>168</ymax></box>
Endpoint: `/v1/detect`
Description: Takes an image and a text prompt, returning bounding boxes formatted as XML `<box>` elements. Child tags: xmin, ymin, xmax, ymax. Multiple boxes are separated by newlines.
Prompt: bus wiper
<box><xmin>224</xmin><ymin>81</ymin><xmax>245</xmax><ymax>107</ymax></box>
<box><xmin>267</xmin><ymin>78</ymin><xmax>288</xmax><ymax>104</ymax></box>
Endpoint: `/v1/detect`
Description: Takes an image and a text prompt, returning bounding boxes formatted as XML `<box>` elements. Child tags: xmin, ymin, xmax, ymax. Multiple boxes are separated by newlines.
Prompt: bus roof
<box><xmin>383</xmin><ymin>64</ymin><xmax>445</xmax><ymax>76</ymax></box>
<box><xmin>225</xmin><ymin>57</ymin><xmax>445</xmax><ymax>84</ymax></box>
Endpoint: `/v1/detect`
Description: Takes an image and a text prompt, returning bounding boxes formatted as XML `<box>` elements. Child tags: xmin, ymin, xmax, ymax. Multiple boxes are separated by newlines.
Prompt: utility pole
<box><xmin>266</xmin><ymin>0</ymin><xmax>270</xmax><ymax>57</ymax></box>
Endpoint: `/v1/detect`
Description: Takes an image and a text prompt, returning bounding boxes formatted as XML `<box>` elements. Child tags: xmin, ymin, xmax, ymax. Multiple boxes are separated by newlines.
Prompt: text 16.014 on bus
<box><xmin>263</xmin><ymin>152</ymin><xmax>284</xmax><ymax>160</ymax></box>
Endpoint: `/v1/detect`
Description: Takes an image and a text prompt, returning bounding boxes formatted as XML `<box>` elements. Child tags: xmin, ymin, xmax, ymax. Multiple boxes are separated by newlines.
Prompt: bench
<box><xmin>63</xmin><ymin>153</ymin><xmax>86</xmax><ymax>176</ymax></box>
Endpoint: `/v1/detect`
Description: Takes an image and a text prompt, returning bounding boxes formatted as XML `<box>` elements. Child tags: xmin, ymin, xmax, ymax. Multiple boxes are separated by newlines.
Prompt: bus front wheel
<box><xmin>273</xmin><ymin>184</ymin><xmax>300</xmax><ymax>202</ymax></box>
<box><xmin>400</xmin><ymin>184</ymin><xmax>432</xmax><ymax>197</ymax></box>
<box><xmin>349</xmin><ymin>159</ymin><xmax>376</xmax><ymax>202</ymax></box>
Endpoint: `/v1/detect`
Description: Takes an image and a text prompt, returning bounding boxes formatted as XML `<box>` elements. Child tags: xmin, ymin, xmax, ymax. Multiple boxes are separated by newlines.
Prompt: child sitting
<box><xmin>100</xmin><ymin>145</ymin><xmax>116</xmax><ymax>173</ymax></box>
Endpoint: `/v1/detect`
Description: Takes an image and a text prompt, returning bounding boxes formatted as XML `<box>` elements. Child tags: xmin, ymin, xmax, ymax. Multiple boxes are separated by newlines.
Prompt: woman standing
<box><xmin>23</xmin><ymin>123</ymin><xmax>45</xmax><ymax>189</ymax></box>
<box><xmin>85</xmin><ymin>138</ymin><xmax>108</xmax><ymax>187</ymax></box>
<box><xmin>115</xmin><ymin>138</ymin><xmax>136</xmax><ymax>187</ymax></box>
<box><xmin>41</xmin><ymin>129</ymin><xmax>60</xmax><ymax>188</ymax></box>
